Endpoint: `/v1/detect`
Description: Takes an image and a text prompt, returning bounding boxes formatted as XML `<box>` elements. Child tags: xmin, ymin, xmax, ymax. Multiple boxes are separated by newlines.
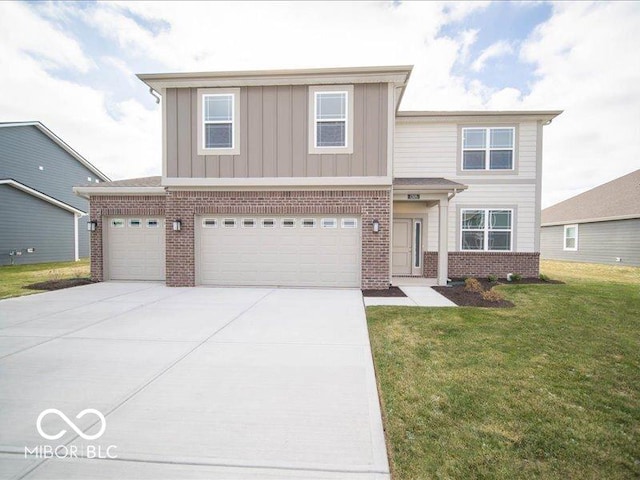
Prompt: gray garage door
<box><xmin>196</xmin><ymin>215</ymin><xmax>361</xmax><ymax>287</ymax></box>
<box><xmin>105</xmin><ymin>217</ymin><xmax>166</xmax><ymax>281</ymax></box>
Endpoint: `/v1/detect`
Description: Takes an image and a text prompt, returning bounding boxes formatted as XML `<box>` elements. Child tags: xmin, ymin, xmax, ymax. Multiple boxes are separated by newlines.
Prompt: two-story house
<box><xmin>74</xmin><ymin>66</ymin><xmax>560</xmax><ymax>288</ymax></box>
<box><xmin>1</xmin><ymin>122</ymin><xmax>110</xmax><ymax>265</ymax></box>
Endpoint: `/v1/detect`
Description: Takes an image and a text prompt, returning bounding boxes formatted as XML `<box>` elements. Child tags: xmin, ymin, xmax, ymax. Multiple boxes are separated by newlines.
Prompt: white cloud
<box><xmin>517</xmin><ymin>1</ymin><xmax>640</xmax><ymax>207</ymax></box>
<box><xmin>471</xmin><ymin>40</ymin><xmax>514</xmax><ymax>72</ymax></box>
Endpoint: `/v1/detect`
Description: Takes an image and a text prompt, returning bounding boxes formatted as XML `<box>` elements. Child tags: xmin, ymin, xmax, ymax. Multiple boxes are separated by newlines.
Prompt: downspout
<box><xmin>149</xmin><ymin>88</ymin><xmax>161</xmax><ymax>104</ymax></box>
<box><xmin>74</xmin><ymin>213</ymin><xmax>80</xmax><ymax>261</ymax></box>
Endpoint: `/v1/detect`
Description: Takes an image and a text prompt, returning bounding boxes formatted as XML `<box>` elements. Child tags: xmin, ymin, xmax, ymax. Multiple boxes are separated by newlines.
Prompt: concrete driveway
<box><xmin>0</xmin><ymin>283</ymin><xmax>389</xmax><ymax>480</ymax></box>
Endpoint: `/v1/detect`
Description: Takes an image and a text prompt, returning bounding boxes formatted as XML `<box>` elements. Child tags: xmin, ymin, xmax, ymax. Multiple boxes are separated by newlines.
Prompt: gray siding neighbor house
<box><xmin>0</xmin><ymin>122</ymin><xmax>110</xmax><ymax>265</ymax></box>
<box><xmin>541</xmin><ymin>169</ymin><xmax>640</xmax><ymax>266</ymax></box>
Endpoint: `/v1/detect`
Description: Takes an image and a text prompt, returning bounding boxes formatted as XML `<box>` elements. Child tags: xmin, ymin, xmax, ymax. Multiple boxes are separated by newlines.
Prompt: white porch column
<box><xmin>74</xmin><ymin>213</ymin><xmax>80</xmax><ymax>261</ymax></box>
<box><xmin>438</xmin><ymin>198</ymin><xmax>449</xmax><ymax>286</ymax></box>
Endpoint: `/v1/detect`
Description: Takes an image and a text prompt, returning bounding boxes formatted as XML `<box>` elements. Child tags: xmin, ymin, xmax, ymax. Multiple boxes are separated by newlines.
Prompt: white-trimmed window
<box><xmin>282</xmin><ymin>218</ymin><xmax>296</xmax><ymax>228</ymax></box>
<box><xmin>197</xmin><ymin>88</ymin><xmax>240</xmax><ymax>156</ymax></box>
<box><xmin>202</xmin><ymin>218</ymin><xmax>218</xmax><ymax>228</ymax></box>
<box><xmin>223</xmin><ymin>218</ymin><xmax>237</xmax><ymax>228</ymax></box>
<box><xmin>309</xmin><ymin>85</ymin><xmax>353</xmax><ymax>154</ymax></box>
<box><xmin>462</xmin><ymin>127</ymin><xmax>515</xmax><ymax>170</ymax></box>
<box><xmin>242</xmin><ymin>218</ymin><xmax>256</xmax><ymax>228</ymax></box>
<box><xmin>301</xmin><ymin>218</ymin><xmax>317</xmax><ymax>228</ymax></box>
<box><xmin>321</xmin><ymin>218</ymin><xmax>337</xmax><ymax>229</ymax></box>
<box><xmin>111</xmin><ymin>219</ymin><xmax>125</xmax><ymax>228</ymax></box>
<box><xmin>341</xmin><ymin>218</ymin><xmax>358</xmax><ymax>229</ymax></box>
<box><xmin>461</xmin><ymin>209</ymin><xmax>513</xmax><ymax>251</ymax></box>
<box><xmin>564</xmin><ymin>224</ymin><xmax>578</xmax><ymax>251</ymax></box>
<box><xmin>261</xmin><ymin>219</ymin><xmax>276</xmax><ymax>228</ymax></box>
<box><xmin>146</xmin><ymin>219</ymin><xmax>160</xmax><ymax>228</ymax></box>
<box><xmin>128</xmin><ymin>219</ymin><xmax>142</xmax><ymax>228</ymax></box>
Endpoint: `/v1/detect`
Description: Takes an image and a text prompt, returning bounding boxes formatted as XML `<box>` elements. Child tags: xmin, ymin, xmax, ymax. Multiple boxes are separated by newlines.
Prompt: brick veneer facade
<box><xmin>423</xmin><ymin>251</ymin><xmax>540</xmax><ymax>279</ymax></box>
<box><xmin>88</xmin><ymin>195</ymin><xmax>166</xmax><ymax>282</ymax></box>
<box><xmin>89</xmin><ymin>189</ymin><xmax>391</xmax><ymax>289</ymax></box>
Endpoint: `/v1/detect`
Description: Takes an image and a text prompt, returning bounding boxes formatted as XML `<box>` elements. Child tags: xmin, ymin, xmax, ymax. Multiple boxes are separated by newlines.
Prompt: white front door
<box><xmin>392</xmin><ymin>219</ymin><xmax>412</xmax><ymax>275</ymax></box>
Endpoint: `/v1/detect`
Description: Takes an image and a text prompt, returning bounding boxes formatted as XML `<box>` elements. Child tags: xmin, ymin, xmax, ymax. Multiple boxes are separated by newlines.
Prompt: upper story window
<box><xmin>462</xmin><ymin>127</ymin><xmax>515</xmax><ymax>171</ymax></box>
<box><xmin>461</xmin><ymin>208</ymin><xmax>513</xmax><ymax>251</ymax></box>
<box><xmin>564</xmin><ymin>224</ymin><xmax>578</xmax><ymax>251</ymax></box>
<box><xmin>309</xmin><ymin>85</ymin><xmax>354</xmax><ymax>154</ymax></box>
<box><xmin>197</xmin><ymin>88</ymin><xmax>240</xmax><ymax>156</ymax></box>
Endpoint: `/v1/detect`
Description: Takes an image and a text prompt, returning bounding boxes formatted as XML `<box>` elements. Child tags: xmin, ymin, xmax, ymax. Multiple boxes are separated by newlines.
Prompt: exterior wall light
<box><xmin>373</xmin><ymin>219</ymin><xmax>380</xmax><ymax>233</ymax></box>
<box><xmin>87</xmin><ymin>220</ymin><xmax>97</xmax><ymax>232</ymax></box>
<box><xmin>172</xmin><ymin>220</ymin><xmax>182</xmax><ymax>231</ymax></box>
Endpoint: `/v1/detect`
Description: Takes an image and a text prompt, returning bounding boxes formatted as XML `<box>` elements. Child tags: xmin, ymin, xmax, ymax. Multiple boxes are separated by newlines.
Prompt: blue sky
<box><xmin>1</xmin><ymin>1</ymin><xmax>639</xmax><ymax>207</ymax></box>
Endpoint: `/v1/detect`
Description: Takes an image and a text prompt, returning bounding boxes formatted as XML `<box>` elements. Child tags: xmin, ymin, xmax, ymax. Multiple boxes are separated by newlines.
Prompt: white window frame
<box><xmin>202</xmin><ymin>218</ymin><xmax>218</xmax><ymax>228</ymax></box>
<box><xmin>460</xmin><ymin>208</ymin><xmax>513</xmax><ymax>252</ymax></box>
<box><xmin>563</xmin><ymin>224</ymin><xmax>578</xmax><ymax>251</ymax></box>
<box><xmin>461</xmin><ymin>127</ymin><xmax>515</xmax><ymax>171</ymax></box>
<box><xmin>308</xmin><ymin>85</ymin><xmax>354</xmax><ymax>154</ymax></box>
<box><xmin>281</xmin><ymin>218</ymin><xmax>296</xmax><ymax>228</ymax></box>
<box><xmin>111</xmin><ymin>219</ymin><xmax>125</xmax><ymax>228</ymax></box>
<box><xmin>261</xmin><ymin>218</ymin><xmax>276</xmax><ymax>228</ymax></box>
<box><xmin>197</xmin><ymin>88</ymin><xmax>241</xmax><ymax>156</ymax></box>
<box><xmin>146</xmin><ymin>219</ymin><xmax>160</xmax><ymax>228</ymax></box>
<box><xmin>301</xmin><ymin>218</ymin><xmax>317</xmax><ymax>228</ymax></box>
<box><xmin>321</xmin><ymin>218</ymin><xmax>338</xmax><ymax>229</ymax></box>
<box><xmin>128</xmin><ymin>219</ymin><xmax>142</xmax><ymax>228</ymax></box>
<box><xmin>241</xmin><ymin>218</ymin><xmax>257</xmax><ymax>228</ymax></box>
<box><xmin>341</xmin><ymin>218</ymin><xmax>358</xmax><ymax>229</ymax></box>
<box><xmin>223</xmin><ymin>218</ymin><xmax>237</xmax><ymax>228</ymax></box>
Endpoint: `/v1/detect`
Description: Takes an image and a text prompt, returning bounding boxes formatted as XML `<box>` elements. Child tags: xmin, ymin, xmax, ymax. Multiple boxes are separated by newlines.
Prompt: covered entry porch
<box><xmin>391</xmin><ymin>178</ymin><xmax>467</xmax><ymax>286</ymax></box>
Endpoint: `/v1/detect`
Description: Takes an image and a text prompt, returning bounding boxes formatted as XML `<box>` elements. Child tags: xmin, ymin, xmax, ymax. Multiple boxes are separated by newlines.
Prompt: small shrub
<box><xmin>487</xmin><ymin>274</ymin><xmax>498</xmax><ymax>283</ymax></box>
<box><xmin>511</xmin><ymin>274</ymin><xmax>523</xmax><ymax>282</ymax></box>
<box><xmin>481</xmin><ymin>289</ymin><xmax>505</xmax><ymax>302</ymax></box>
<box><xmin>539</xmin><ymin>273</ymin><xmax>550</xmax><ymax>282</ymax></box>
<box><xmin>464</xmin><ymin>277</ymin><xmax>483</xmax><ymax>293</ymax></box>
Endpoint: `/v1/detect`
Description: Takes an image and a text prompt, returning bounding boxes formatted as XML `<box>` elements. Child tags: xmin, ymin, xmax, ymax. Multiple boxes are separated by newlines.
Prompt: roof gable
<box><xmin>542</xmin><ymin>169</ymin><xmax>640</xmax><ymax>225</ymax></box>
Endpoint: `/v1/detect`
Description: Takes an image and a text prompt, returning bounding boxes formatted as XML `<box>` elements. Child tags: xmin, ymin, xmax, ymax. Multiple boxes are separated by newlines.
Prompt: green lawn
<box><xmin>0</xmin><ymin>259</ymin><xmax>90</xmax><ymax>300</ymax></box>
<box><xmin>368</xmin><ymin>260</ymin><xmax>640</xmax><ymax>479</ymax></box>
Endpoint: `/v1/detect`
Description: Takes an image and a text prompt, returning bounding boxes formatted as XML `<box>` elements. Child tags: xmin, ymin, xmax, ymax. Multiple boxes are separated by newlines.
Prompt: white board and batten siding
<box><xmin>394</xmin><ymin>120</ymin><xmax>540</xmax><ymax>253</ymax></box>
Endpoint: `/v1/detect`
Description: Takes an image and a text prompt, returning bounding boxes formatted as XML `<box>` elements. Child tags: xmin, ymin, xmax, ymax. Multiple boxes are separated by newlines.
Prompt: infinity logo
<box><xmin>36</xmin><ymin>409</ymin><xmax>106</xmax><ymax>441</ymax></box>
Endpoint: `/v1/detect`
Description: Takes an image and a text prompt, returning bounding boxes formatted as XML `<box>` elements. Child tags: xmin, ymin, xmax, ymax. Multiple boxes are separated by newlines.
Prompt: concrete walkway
<box><xmin>0</xmin><ymin>283</ymin><xmax>389</xmax><ymax>479</ymax></box>
<box><xmin>363</xmin><ymin>286</ymin><xmax>457</xmax><ymax>307</ymax></box>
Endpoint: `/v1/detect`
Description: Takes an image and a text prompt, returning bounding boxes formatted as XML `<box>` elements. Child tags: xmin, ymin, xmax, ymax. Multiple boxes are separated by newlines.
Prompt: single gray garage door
<box><xmin>196</xmin><ymin>215</ymin><xmax>361</xmax><ymax>287</ymax></box>
<box><xmin>104</xmin><ymin>217</ymin><xmax>166</xmax><ymax>281</ymax></box>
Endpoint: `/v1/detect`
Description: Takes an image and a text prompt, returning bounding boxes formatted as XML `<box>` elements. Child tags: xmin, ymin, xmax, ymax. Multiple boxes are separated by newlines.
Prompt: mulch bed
<box><xmin>362</xmin><ymin>286</ymin><xmax>407</xmax><ymax>297</ymax></box>
<box><xmin>24</xmin><ymin>278</ymin><xmax>95</xmax><ymax>291</ymax></box>
<box><xmin>434</xmin><ymin>277</ymin><xmax>563</xmax><ymax>308</ymax></box>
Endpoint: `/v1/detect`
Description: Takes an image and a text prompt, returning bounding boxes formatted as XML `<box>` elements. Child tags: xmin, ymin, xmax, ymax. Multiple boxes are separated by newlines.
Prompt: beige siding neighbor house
<box><xmin>75</xmin><ymin>66</ymin><xmax>561</xmax><ymax>288</ymax></box>
<box><xmin>541</xmin><ymin>169</ymin><xmax>640</xmax><ymax>266</ymax></box>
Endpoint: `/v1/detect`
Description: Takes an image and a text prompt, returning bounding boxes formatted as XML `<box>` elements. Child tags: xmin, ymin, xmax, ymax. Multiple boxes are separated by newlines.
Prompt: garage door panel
<box><xmin>197</xmin><ymin>215</ymin><xmax>361</xmax><ymax>287</ymax></box>
<box><xmin>106</xmin><ymin>217</ymin><xmax>165</xmax><ymax>281</ymax></box>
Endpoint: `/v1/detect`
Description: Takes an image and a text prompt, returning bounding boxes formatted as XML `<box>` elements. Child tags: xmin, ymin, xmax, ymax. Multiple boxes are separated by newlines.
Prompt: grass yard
<box><xmin>0</xmin><ymin>259</ymin><xmax>90</xmax><ymax>300</ymax></box>
<box><xmin>368</xmin><ymin>260</ymin><xmax>640</xmax><ymax>479</ymax></box>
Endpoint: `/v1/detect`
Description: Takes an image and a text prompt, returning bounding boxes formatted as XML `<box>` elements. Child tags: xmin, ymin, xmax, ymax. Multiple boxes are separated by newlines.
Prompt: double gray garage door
<box><xmin>105</xmin><ymin>215</ymin><xmax>361</xmax><ymax>287</ymax></box>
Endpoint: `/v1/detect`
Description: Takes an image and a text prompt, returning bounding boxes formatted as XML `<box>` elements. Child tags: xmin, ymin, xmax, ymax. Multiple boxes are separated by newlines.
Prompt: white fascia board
<box><xmin>0</xmin><ymin>122</ymin><xmax>111</xmax><ymax>181</ymax></box>
<box><xmin>396</xmin><ymin>111</ymin><xmax>563</xmax><ymax>123</ymax></box>
<box><xmin>161</xmin><ymin>176</ymin><xmax>393</xmax><ymax>188</ymax></box>
<box><xmin>541</xmin><ymin>214</ymin><xmax>640</xmax><ymax>227</ymax></box>
<box><xmin>0</xmin><ymin>179</ymin><xmax>86</xmax><ymax>215</ymax></box>
<box><xmin>73</xmin><ymin>186</ymin><xmax>166</xmax><ymax>199</ymax></box>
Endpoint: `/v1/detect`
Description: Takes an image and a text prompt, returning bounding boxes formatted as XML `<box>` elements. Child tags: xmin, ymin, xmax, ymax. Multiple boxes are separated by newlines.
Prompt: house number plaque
<box><xmin>407</xmin><ymin>194</ymin><xmax>421</xmax><ymax>200</ymax></box>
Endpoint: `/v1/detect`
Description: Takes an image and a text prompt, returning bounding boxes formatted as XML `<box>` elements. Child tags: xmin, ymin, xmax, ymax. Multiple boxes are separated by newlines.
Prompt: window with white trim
<box><xmin>281</xmin><ymin>219</ymin><xmax>295</xmax><ymax>228</ymax></box>
<box><xmin>197</xmin><ymin>88</ymin><xmax>240</xmax><ymax>156</ymax></box>
<box><xmin>309</xmin><ymin>85</ymin><xmax>353</xmax><ymax>154</ymax></box>
<box><xmin>462</xmin><ymin>127</ymin><xmax>515</xmax><ymax>170</ymax></box>
<box><xmin>202</xmin><ymin>218</ymin><xmax>218</xmax><ymax>228</ymax></box>
<box><xmin>111</xmin><ymin>219</ymin><xmax>124</xmax><ymax>228</ymax></box>
<box><xmin>223</xmin><ymin>218</ymin><xmax>237</xmax><ymax>228</ymax></box>
<box><xmin>261</xmin><ymin>219</ymin><xmax>276</xmax><ymax>228</ymax></box>
<box><xmin>564</xmin><ymin>224</ymin><xmax>578</xmax><ymax>251</ymax></box>
<box><xmin>301</xmin><ymin>219</ymin><xmax>317</xmax><ymax>228</ymax></box>
<box><xmin>461</xmin><ymin>209</ymin><xmax>513</xmax><ymax>251</ymax></box>
<box><xmin>341</xmin><ymin>218</ymin><xmax>358</xmax><ymax>229</ymax></box>
<box><xmin>242</xmin><ymin>218</ymin><xmax>256</xmax><ymax>228</ymax></box>
<box><xmin>129</xmin><ymin>219</ymin><xmax>142</xmax><ymax>228</ymax></box>
<box><xmin>147</xmin><ymin>219</ymin><xmax>160</xmax><ymax>228</ymax></box>
<box><xmin>321</xmin><ymin>218</ymin><xmax>337</xmax><ymax>228</ymax></box>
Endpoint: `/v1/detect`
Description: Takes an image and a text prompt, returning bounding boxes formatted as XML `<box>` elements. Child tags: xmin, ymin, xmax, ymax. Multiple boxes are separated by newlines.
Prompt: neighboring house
<box><xmin>0</xmin><ymin>122</ymin><xmax>110</xmax><ymax>266</ymax></box>
<box><xmin>541</xmin><ymin>169</ymin><xmax>640</xmax><ymax>266</ymax></box>
<box><xmin>74</xmin><ymin>66</ymin><xmax>560</xmax><ymax>288</ymax></box>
